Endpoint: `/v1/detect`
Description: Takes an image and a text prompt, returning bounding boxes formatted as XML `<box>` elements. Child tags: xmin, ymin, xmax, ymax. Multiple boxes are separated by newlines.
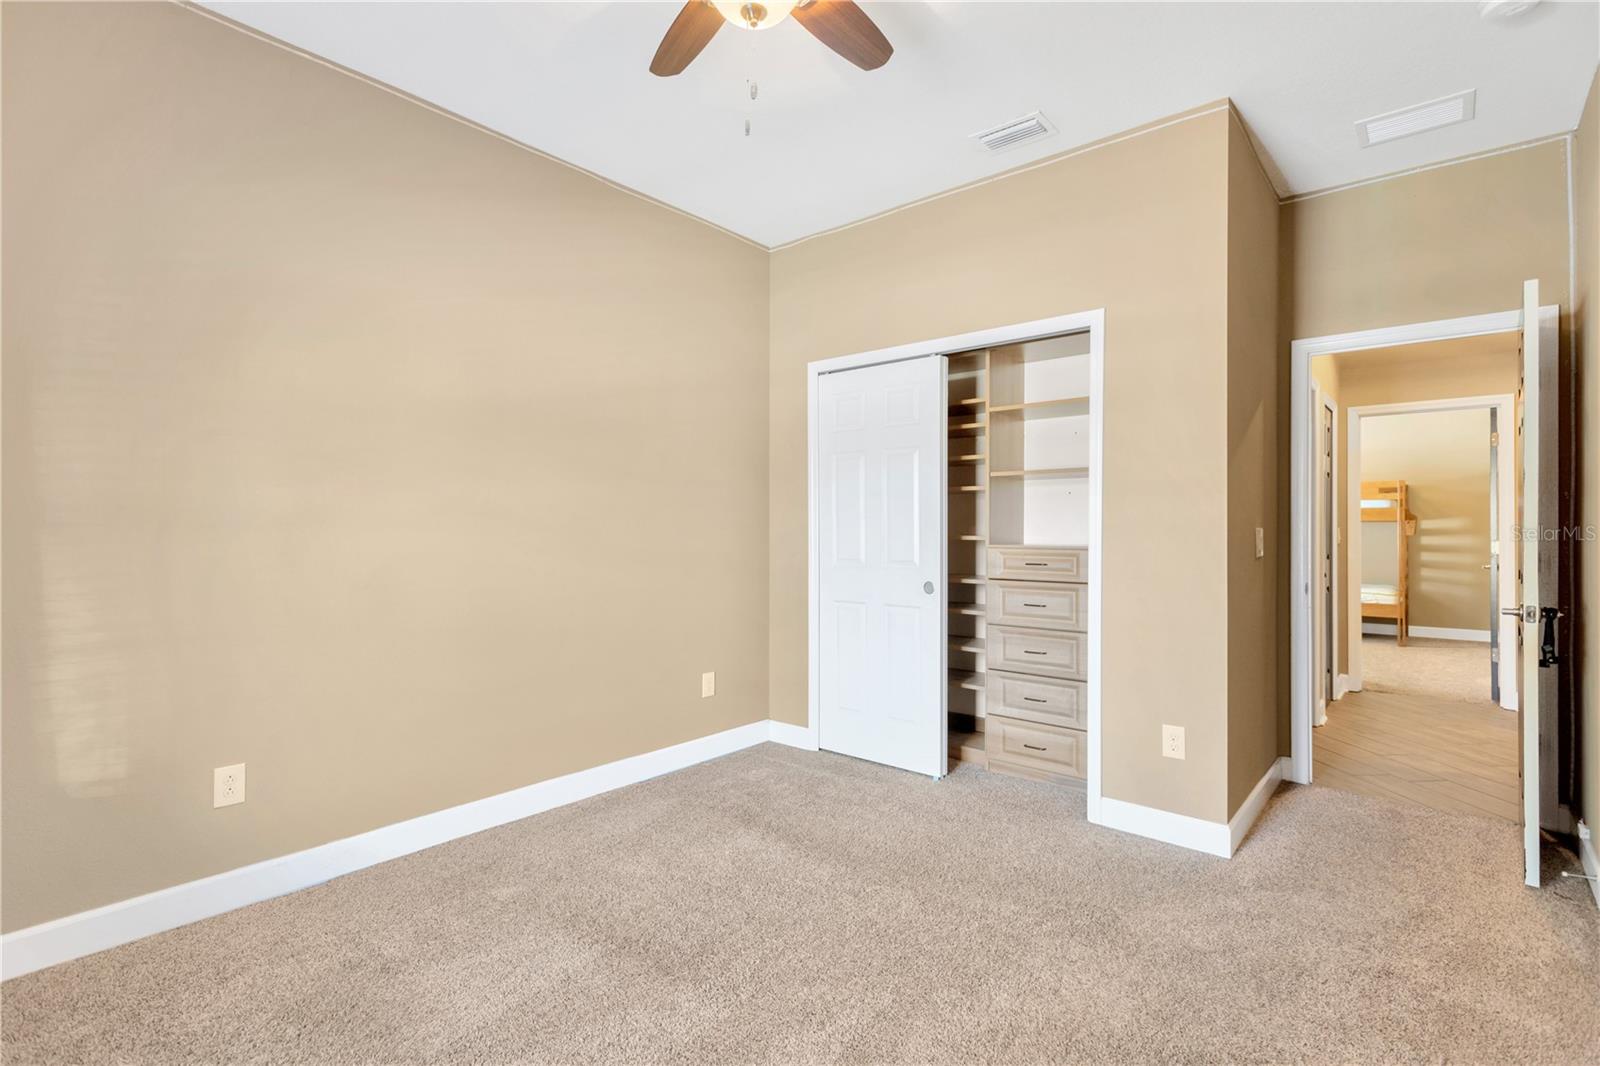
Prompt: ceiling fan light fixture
<box><xmin>713</xmin><ymin>0</ymin><xmax>797</xmax><ymax>31</ymax></box>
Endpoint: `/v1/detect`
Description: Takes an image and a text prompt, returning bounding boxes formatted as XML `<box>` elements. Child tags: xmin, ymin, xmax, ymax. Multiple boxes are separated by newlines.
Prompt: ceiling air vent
<box><xmin>973</xmin><ymin>111</ymin><xmax>1056</xmax><ymax>154</ymax></box>
<box><xmin>1356</xmin><ymin>90</ymin><xmax>1476</xmax><ymax>148</ymax></box>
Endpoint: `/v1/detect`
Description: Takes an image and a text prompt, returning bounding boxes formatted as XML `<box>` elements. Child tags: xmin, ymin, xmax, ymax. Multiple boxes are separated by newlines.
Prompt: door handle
<box><xmin>923</xmin><ymin>581</ymin><xmax>935</xmax><ymax>595</ymax></box>
<box><xmin>1502</xmin><ymin>606</ymin><xmax>1536</xmax><ymax>621</ymax></box>
<box><xmin>1540</xmin><ymin>607</ymin><xmax>1563</xmax><ymax>668</ymax></box>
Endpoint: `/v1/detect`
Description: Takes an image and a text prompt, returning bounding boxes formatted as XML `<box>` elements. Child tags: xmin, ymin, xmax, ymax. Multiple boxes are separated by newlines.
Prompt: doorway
<box><xmin>1290</xmin><ymin>287</ymin><xmax>1563</xmax><ymax>887</ymax></box>
<box><xmin>1344</xmin><ymin>396</ymin><xmax>1517</xmax><ymax>709</ymax></box>
<box><xmin>1317</xmin><ymin>395</ymin><xmax>1518</xmax><ymax>822</ymax></box>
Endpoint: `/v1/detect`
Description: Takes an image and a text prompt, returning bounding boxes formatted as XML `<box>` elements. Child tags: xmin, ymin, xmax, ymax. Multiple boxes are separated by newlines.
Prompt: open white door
<box><xmin>817</xmin><ymin>355</ymin><xmax>946</xmax><ymax>777</ymax></box>
<box><xmin>1515</xmin><ymin>280</ymin><xmax>1560</xmax><ymax>887</ymax></box>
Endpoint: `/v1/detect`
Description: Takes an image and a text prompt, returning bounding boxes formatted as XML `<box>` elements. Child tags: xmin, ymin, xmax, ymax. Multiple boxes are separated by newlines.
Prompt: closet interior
<box><xmin>945</xmin><ymin>331</ymin><xmax>1094</xmax><ymax>784</ymax></box>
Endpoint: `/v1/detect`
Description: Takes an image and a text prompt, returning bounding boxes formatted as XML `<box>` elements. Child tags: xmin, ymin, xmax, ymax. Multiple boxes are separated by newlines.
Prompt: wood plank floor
<box><xmin>1314</xmin><ymin>686</ymin><xmax>1519</xmax><ymax>822</ymax></box>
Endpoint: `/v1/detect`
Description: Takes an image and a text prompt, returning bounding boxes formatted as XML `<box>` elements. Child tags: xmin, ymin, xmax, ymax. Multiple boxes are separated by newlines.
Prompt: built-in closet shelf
<box><xmin>956</xmin><ymin>534</ymin><xmax>987</xmax><ymax>542</ymax></box>
<box><xmin>948</xmin><ymin>398</ymin><xmax>987</xmax><ymax>411</ymax></box>
<box><xmin>949</xmin><ymin>729</ymin><xmax>987</xmax><ymax>767</ymax></box>
<box><xmin>950</xmin><ymin>638</ymin><xmax>985</xmax><ymax>654</ymax></box>
<box><xmin>990</xmin><ymin>467</ymin><xmax>1089</xmax><ymax>480</ymax></box>
<box><xmin>950</xmin><ymin>670</ymin><xmax>985</xmax><ymax>692</ymax></box>
<box><xmin>954</xmin><ymin>485</ymin><xmax>986</xmax><ymax>493</ymax></box>
<box><xmin>948</xmin><ymin>420</ymin><xmax>987</xmax><ymax>437</ymax></box>
<box><xmin>953</xmin><ymin>574</ymin><xmax>987</xmax><ymax>585</ymax></box>
<box><xmin>989</xmin><ymin>397</ymin><xmax>1089</xmax><ymax>419</ymax></box>
<box><xmin>953</xmin><ymin>453</ymin><xmax>986</xmax><ymax>464</ymax></box>
<box><xmin>949</xmin><ymin>604</ymin><xmax>986</xmax><ymax>616</ymax></box>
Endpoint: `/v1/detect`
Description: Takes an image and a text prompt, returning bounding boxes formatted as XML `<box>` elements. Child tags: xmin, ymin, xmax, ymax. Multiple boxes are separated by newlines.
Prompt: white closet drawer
<box><xmin>985</xmin><ymin>716</ymin><xmax>1087</xmax><ymax>783</ymax></box>
<box><xmin>987</xmin><ymin>625</ymin><xmax>1086</xmax><ymax>681</ymax></box>
<box><xmin>986</xmin><ymin>580</ymin><xmax>1087</xmax><ymax>632</ymax></box>
<box><xmin>987</xmin><ymin>546</ymin><xmax>1087</xmax><ymax>583</ymax></box>
<box><xmin>985</xmin><ymin>673</ymin><xmax>1085</xmax><ymax>730</ymax></box>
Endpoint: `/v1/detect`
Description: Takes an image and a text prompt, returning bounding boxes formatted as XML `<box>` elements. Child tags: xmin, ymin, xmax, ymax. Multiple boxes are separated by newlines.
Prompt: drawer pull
<box><xmin>1022</xmin><ymin>602</ymin><xmax>1048</xmax><ymax>608</ymax></box>
<box><xmin>1022</xmin><ymin>743</ymin><xmax>1047</xmax><ymax>751</ymax></box>
<box><xmin>1024</xmin><ymin>562</ymin><xmax>1049</xmax><ymax>567</ymax></box>
<box><xmin>1023</xmin><ymin>696</ymin><xmax>1048</xmax><ymax>703</ymax></box>
<box><xmin>1023</xmin><ymin>649</ymin><xmax>1048</xmax><ymax>655</ymax></box>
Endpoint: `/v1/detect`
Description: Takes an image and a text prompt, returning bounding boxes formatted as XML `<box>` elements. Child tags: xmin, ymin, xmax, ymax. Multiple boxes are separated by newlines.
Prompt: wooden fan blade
<box><xmin>793</xmin><ymin>0</ymin><xmax>892</xmax><ymax>71</ymax></box>
<box><xmin>650</xmin><ymin>1</ymin><xmax>724</xmax><ymax>76</ymax></box>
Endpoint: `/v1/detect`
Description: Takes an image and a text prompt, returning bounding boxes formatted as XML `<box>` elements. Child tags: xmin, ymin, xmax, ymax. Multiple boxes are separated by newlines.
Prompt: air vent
<box><xmin>972</xmin><ymin>111</ymin><xmax>1057</xmax><ymax>154</ymax></box>
<box><xmin>1356</xmin><ymin>90</ymin><xmax>1476</xmax><ymax>148</ymax></box>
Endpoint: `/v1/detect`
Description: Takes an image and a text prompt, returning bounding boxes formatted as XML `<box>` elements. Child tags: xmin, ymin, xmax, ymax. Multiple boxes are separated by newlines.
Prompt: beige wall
<box><xmin>771</xmin><ymin>103</ymin><xmax>1251</xmax><ymax>824</ymax></box>
<box><xmin>1225</xmin><ymin>115</ymin><xmax>1283</xmax><ymax>816</ymax></box>
<box><xmin>1</xmin><ymin>2</ymin><xmax>770</xmax><ymax>931</ymax></box>
<box><xmin>1358</xmin><ymin>408</ymin><xmax>1495</xmax><ymax>632</ymax></box>
<box><xmin>1576</xmin><ymin>67</ymin><xmax>1599</xmax><ymax>841</ymax></box>
<box><xmin>1310</xmin><ymin>336</ymin><xmax>1519</xmax><ymax>672</ymax></box>
<box><xmin>1283</xmin><ymin>138</ymin><xmax>1572</xmax><ymax>339</ymax></box>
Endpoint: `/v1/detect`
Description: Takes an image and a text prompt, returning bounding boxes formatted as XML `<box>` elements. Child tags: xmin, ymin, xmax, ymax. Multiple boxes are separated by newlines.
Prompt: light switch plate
<box><xmin>1254</xmin><ymin>527</ymin><xmax>1265</xmax><ymax>559</ymax></box>
<box><xmin>701</xmin><ymin>671</ymin><xmax>716</xmax><ymax>698</ymax></box>
<box><xmin>213</xmin><ymin>763</ymin><xmax>246</xmax><ymax>808</ymax></box>
<box><xmin>1161</xmin><ymin>725</ymin><xmax>1185</xmax><ymax>760</ymax></box>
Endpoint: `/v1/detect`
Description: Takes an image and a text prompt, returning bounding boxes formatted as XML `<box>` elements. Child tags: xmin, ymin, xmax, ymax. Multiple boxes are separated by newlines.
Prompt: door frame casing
<box><xmin>1289</xmin><ymin>308</ymin><xmax>1524</xmax><ymax>785</ymax></box>
<box><xmin>806</xmin><ymin>309</ymin><xmax>1105</xmax><ymax>814</ymax></box>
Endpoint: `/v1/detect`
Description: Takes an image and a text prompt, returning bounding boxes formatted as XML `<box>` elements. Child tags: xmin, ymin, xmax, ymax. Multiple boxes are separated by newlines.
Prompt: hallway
<box><xmin>1315</xmin><ymin>638</ymin><xmax>1518</xmax><ymax>822</ymax></box>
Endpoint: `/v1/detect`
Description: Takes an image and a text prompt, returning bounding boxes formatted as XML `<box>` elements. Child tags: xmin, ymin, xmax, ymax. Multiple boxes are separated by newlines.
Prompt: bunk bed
<box><xmin>1359</xmin><ymin>479</ymin><xmax>1417</xmax><ymax>646</ymax></box>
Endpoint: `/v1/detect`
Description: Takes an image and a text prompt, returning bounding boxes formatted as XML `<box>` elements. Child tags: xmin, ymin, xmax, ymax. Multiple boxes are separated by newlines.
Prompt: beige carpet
<box><xmin>1361</xmin><ymin>635</ymin><xmax>1497</xmax><ymax>704</ymax></box>
<box><xmin>4</xmin><ymin>744</ymin><xmax>1597</xmax><ymax>1065</ymax></box>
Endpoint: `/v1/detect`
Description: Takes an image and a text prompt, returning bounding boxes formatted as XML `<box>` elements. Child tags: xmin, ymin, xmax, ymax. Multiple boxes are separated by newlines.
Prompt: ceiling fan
<box><xmin>650</xmin><ymin>0</ymin><xmax>893</xmax><ymax>76</ymax></box>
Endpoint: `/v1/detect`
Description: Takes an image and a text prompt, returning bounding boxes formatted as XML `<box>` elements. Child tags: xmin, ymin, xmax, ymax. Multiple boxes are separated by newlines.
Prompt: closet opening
<box><xmin>806</xmin><ymin>310</ymin><xmax>1103</xmax><ymax>815</ymax></box>
<box><xmin>946</xmin><ymin>332</ymin><xmax>1093</xmax><ymax>784</ymax></box>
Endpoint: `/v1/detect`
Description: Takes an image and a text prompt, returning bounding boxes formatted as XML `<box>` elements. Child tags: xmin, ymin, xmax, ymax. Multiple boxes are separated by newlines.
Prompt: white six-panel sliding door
<box><xmin>816</xmin><ymin>355</ymin><xmax>947</xmax><ymax>776</ymax></box>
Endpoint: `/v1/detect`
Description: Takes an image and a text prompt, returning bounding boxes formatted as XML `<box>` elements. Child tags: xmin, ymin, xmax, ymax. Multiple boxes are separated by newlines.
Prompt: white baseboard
<box><xmin>1361</xmin><ymin>623</ymin><xmax>1490</xmax><ymax>642</ymax></box>
<box><xmin>1579</xmin><ymin>822</ymin><xmax>1600</xmax><ymax>912</ymax></box>
<box><xmin>1334</xmin><ymin>673</ymin><xmax>1350</xmax><ymax>700</ymax></box>
<box><xmin>767</xmin><ymin>720</ymin><xmax>818</xmax><ymax>750</ymax></box>
<box><xmin>1</xmin><ymin>719</ymin><xmax>782</xmax><ymax>981</ymax></box>
<box><xmin>1093</xmin><ymin>756</ymin><xmax>1288</xmax><ymax>860</ymax></box>
<box><xmin>1093</xmin><ymin>797</ymin><xmax>1231</xmax><ymax>858</ymax></box>
<box><xmin>1228</xmin><ymin>757</ymin><xmax>1289</xmax><ymax>854</ymax></box>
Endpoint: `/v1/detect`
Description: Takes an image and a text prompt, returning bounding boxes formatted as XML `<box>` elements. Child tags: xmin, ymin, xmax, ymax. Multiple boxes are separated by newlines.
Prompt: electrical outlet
<box><xmin>1161</xmin><ymin>725</ymin><xmax>1185</xmax><ymax>760</ymax></box>
<box><xmin>1254</xmin><ymin>527</ymin><xmax>1265</xmax><ymax>559</ymax></box>
<box><xmin>701</xmin><ymin>671</ymin><xmax>716</xmax><ymax>698</ymax></box>
<box><xmin>213</xmin><ymin>763</ymin><xmax>246</xmax><ymax>808</ymax></box>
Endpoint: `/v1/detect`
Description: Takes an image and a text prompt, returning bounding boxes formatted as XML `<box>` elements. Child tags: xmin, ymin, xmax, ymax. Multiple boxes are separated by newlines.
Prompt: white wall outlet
<box><xmin>213</xmin><ymin>763</ymin><xmax>246</xmax><ymax>808</ymax></box>
<box><xmin>1161</xmin><ymin>725</ymin><xmax>1185</xmax><ymax>760</ymax></box>
<box><xmin>701</xmin><ymin>671</ymin><xmax>716</xmax><ymax>698</ymax></box>
<box><xmin>1254</xmin><ymin>527</ymin><xmax>1265</xmax><ymax>559</ymax></box>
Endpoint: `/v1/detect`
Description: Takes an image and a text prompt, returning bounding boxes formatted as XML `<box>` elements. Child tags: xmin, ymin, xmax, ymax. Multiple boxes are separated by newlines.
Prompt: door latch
<box><xmin>1539</xmin><ymin>606</ymin><xmax>1563</xmax><ymax>669</ymax></box>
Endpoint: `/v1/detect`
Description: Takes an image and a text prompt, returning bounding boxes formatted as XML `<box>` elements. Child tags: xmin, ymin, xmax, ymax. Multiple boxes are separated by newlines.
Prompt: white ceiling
<box><xmin>202</xmin><ymin>2</ymin><xmax>1599</xmax><ymax>248</ymax></box>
